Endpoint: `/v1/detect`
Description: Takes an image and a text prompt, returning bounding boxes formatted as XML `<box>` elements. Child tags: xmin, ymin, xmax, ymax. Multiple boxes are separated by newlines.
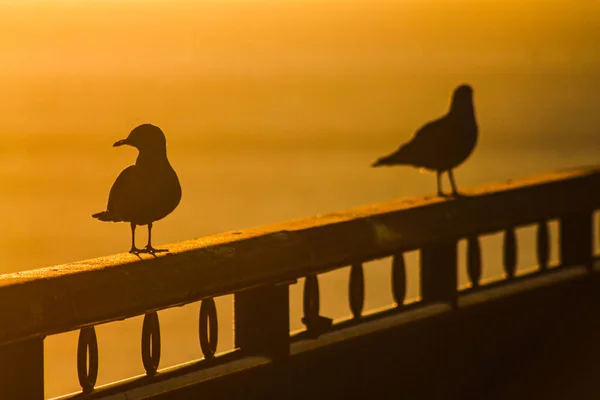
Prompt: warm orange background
<box><xmin>0</xmin><ymin>0</ymin><xmax>598</xmax><ymax>397</ymax></box>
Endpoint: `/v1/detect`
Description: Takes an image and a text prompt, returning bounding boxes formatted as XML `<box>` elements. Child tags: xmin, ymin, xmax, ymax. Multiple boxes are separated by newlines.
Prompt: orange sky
<box><xmin>0</xmin><ymin>0</ymin><xmax>597</xmax><ymax>139</ymax></box>
<box><xmin>0</xmin><ymin>0</ymin><xmax>597</xmax><ymax>76</ymax></box>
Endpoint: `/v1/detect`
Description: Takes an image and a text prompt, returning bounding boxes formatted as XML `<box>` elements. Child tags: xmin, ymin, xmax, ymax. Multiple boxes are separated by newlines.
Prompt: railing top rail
<box><xmin>0</xmin><ymin>165</ymin><xmax>599</xmax><ymax>346</ymax></box>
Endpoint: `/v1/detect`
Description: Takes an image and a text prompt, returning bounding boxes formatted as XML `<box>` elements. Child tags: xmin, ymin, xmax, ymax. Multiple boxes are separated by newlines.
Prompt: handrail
<box><xmin>1</xmin><ymin>165</ymin><xmax>599</xmax><ymax>399</ymax></box>
<box><xmin>0</xmin><ymin>165</ymin><xmax>599</xmax><ymax>348</ymax></box>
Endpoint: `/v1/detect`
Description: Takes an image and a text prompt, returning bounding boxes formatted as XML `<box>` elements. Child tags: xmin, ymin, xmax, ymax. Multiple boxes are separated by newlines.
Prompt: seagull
<box><xmin>371</xmin><ymin>84</ymin><xmax>478</xmax><ymax>196</ymax></box>
<box><xmin>93</xmin><ymin>124</ymin><xmax>182</xmax><ymax>254</ymax></box>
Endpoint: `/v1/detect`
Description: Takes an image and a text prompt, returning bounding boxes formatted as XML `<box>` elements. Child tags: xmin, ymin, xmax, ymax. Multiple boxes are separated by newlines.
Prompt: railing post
<box><xmin>234</xmin><ymin>283</ymin><xmax>291</xmax><ymax>397</ymax></box>
<box><xmin>421</xmin><ymin>240</ymin><xmax>458</xmax><ymax>305</ymax></box>
<box><xmin>0</xmin><ymin>338</ymin><xmax>44</xmax><ymax>399</ymax></box>
<box><xmin>234</xmin><ymin>283</ymin><xmax>290</xmax><ymax>356</ymax></box>
<box><xmin>560</xmin><ymin>211</ymin><xmax>593</xmax><ymax>270</ymax></box>
<box><xmin>420</xmin><ymin>239</ymin><xmax>459</xmax><ymax>398</ymax></box>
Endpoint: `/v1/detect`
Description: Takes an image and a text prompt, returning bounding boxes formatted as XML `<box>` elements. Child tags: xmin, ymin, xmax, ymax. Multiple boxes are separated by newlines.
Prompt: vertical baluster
<box><xmin>560</xmin><ymin>211</ymin><xmax>593</xmax><ymax>270</ymax></box>
<box><xmin>301</xmin><ymin>275</ymin><xmax>332</xmax><ymax>337</ymax></box>
<box><xmin>537</xmin><ymin>220</ymin><xmax>550</xmax><ymax>271</ymax></box>
<box><xmin>77</xmin><ymin>327</ymin><xmax>99</xmax><ymax>393</ymax></box>
<box><xmin>349</xmin><ymin>263</ymin><xmax>365</xmax><ymax>318</ymax></box>
<box><xmin>391</xmin><ymin>253</ymin><xmax>406</xmax><ymax>306</ymax></box>
<box><xmin>0</xmin><ymin>338</ymin><xmax>44</xmax><ymax>399</ymax></box>
<box><xmin>467</xmin><ymin>236</ymin><xmax>482</xmax><ymax>288</ymax></box>
<box><xmin>199</xmin><ymin>298</ymin><xmax>218</xmax><ymax>360</ymax></box>
<box><xmin>303</xmin><ymin>274</ymin><xmax>319</xmax><ymax>322</ymax></box>
<box><xmin>503</xmin><ymin>228</ymin><xmax>517</xmax><ymax>279</ymax></box>
<box><xmin>141</xmin><ymin>312</ymin><xmax>161</xmax><ymax>376</ymax></box>
<box><xmin>421</xmin><ymin>240</ymin><xmax>458</xmax><ymax>305</ymax></box>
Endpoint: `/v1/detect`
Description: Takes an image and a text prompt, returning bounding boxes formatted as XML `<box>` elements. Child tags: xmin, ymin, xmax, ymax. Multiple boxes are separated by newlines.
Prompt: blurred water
<box><xmin>0</xmin><ymin>0</ymin><xmax>598</xmax><ymax>397</ymax></box>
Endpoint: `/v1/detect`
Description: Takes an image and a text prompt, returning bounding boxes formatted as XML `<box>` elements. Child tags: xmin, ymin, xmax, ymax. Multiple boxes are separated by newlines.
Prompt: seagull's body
<box><xmin>93</xmin><ymin>124</ymin><xmax>181</xmax><ymax>254</ymax></box>
<box><xmin>372</xmin><ymin>84</ymin><xmax>478</xmax><ymax>196</ymax></box>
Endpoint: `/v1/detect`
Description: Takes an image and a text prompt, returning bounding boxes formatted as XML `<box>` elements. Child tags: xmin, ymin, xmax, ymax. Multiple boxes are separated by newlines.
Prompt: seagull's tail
<box><xmin>371</xmin><ymin>146</ymin><xmax>412</xmax><ymax>167</ymax></box>
<box><xmin>92</xmin><ymin>211</ymin><xmax>120</xmax><ymax>222</ymax></box>
<box><xmin>371</xmin><ymin>156</ymin><xmax>393</xmax><ymax>167</ymax></box>
<box><xmin>371</xmin><ymin>153</ymin><xmax>407</xmax><ymax>167</ymax></box>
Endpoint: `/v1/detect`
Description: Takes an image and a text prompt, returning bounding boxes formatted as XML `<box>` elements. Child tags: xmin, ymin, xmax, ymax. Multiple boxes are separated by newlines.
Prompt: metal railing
<box><xmin>0</xmin><ymin>165</ymin><xmax>598</xmax><ymax>399</ymax></box>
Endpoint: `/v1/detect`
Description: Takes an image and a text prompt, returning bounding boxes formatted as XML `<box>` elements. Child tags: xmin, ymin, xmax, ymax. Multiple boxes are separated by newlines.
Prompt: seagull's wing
<box><xmin>106</xmin><ymin>165</ymin><xmax>142</xmax><ymax>221</ymax></box>
<box><xmin>399</xmin><ymin>115</ymin><xmax>458</xmax><ymax>163</ymax></box>
<box><xmin>408</xmin><ymin>115</ymin><xmax>450</xmax><ymax>150</ymax></box>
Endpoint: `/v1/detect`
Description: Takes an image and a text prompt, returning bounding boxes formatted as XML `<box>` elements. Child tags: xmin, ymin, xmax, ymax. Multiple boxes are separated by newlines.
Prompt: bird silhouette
<box><xmin>92</xmin><ymin>124</ymin><xmax>182</xmax><ymax>254</ymax></box>
<box><xmin>371</xmin><ymin>84</ymin><xmax>478</xmax><ymax>196</ymax></box>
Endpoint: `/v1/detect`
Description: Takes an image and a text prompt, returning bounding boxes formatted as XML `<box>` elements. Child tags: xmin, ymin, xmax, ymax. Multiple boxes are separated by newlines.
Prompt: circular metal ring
<box><xmin>77</xmin><ymin>326</ymin><xmax>99</xmax><ymax>393</ymax></box>
<box><xmin>141</xmin><ymin>312</ymin><xmax>161</xmax><ymax>376</ymax></box>
<box><xmin>503</xmin><ymin>228</ymin><xmax>518</xmax><ymax>278</ymax></box>
<box><xmin>303</xmin><ymin>274</ymin><xmax>320</xmax><ymax>320</ymax></box>
<box><xmin>467</xmin><ymin>236</ymin><xmax>482</xmax><ymax>287</ymax></box>
<box><xmin>391</xmin><ymin>253</ymin><xmax>407</xmax><ymax>305</ymax></box>
<box><xmin>349</xmin><ymin>263</ymin><xmax>365</xmax><ymax>318</ymax></box>
<box><xmin>199</xmin><ymin>298</ymin><xmax>218</xmax><ymax>359</ymax></box>
<box><xmin>537</xmin><ymin>220</ymin><xmax>550</xmax><ymax>270</ymax></box>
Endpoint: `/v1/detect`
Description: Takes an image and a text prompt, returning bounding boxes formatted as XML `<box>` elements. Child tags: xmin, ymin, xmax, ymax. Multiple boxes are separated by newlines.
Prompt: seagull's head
<box><xmin>454</xmin><ymin>84</ymin><xmax>473</xmax><ymax>100</ymax></box>
<box><xmin>114</xmin><ymin>124</ymin><xmax>167</xmax><ymax>153</ymax></box>
<box><xmin>450</xmin><ymin>84</ymin><xmax>474</xmax><ymax>114</ymax></box>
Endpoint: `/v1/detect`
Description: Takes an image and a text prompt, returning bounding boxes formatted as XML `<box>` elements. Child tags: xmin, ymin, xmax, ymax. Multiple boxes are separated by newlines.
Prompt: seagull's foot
<box><xmin>129</xmin><ymin>246</ymin><xmax>143</xmax><ymax>254</ymax></box>
<box><xmin>451</xmin><ymin>190</ymin><xmax>465</xmax><ymax>198</ymax></box>
<box><xmin>141</xmin><ymin>245</ymin><xmax>169</xmax><ymax>255</ymax></box>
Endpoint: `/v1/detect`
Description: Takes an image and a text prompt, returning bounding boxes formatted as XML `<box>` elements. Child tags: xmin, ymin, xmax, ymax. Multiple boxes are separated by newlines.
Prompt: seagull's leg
<box><xmin>448</xmin><ymin>169</ymin><xmax>460</xmax><ymax>196</ymax></box>
<box><xmin>129</xmin><ymin>223</ymin><xmax>141</xmax><ymax>254</ymax></box>
<box><xmin>436</xmin><ymin>171</ymin><xmax>444</xmax><ymax>197</ymax></box>
<box><xmin>143</xmin><ymin>223</ymin><xmax>168</xmax><ymax>254</ymax></box>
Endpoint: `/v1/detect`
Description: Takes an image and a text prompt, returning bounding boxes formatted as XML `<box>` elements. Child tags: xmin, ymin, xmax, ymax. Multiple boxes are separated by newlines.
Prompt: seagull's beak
<box><xmin>113</xmin><ymin>139</ymin><xmax>129</xmax><ymax>147</ymax></box>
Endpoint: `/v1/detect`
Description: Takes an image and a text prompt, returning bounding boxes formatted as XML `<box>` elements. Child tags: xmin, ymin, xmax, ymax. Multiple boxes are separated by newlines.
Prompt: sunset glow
<box><xmin>0</xmin><ymin>1</ymin><xmax>598</xmax><ymax>397</ymax></box>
